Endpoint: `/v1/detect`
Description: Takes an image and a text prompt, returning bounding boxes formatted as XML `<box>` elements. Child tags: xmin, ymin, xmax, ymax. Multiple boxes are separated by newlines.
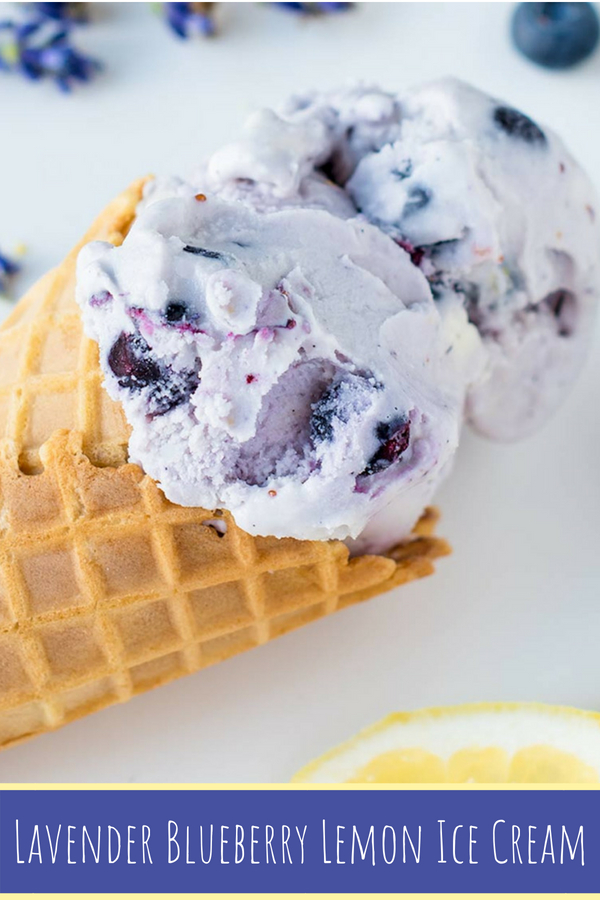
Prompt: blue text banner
<box><xmin>0</xmin><ymin>788</ymin><xmax>597</xmax><ymax>893</ymax></box>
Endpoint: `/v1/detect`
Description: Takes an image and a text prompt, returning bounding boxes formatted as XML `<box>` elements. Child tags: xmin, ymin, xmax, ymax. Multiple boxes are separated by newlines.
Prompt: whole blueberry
<box><xmin>310</xmin><ymin>381</ymin><xmax>347</xmax><ymax>443</ymax></box>
<box><xmin>164</xmin><ymin>301</ymin><xmax>189</xmax><ymax>323</ymax></box>
<box><xmin>493</xmin><ymin>106</ymin><xmax>546</xmax><ymax>144</ymax></box>
<box><xmin>360</xmin><ymin>418</ymin><xmax>411</xmax><ymax>478</ymax></box>
<box><xmin>512</xmin><ymin>3</ymin><xmax>600</xmax><ymax>70</ymax></box>
<box><xmin>108</xmin><ymin>332</ymin><xmax>161</xmax><ymax>390</ymax></box>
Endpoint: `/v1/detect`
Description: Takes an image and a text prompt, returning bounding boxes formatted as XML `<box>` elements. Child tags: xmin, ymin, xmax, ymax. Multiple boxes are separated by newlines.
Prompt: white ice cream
<box><xmin>76</xmin><ymin>78</ymin><xmax>600</xmax><ymax>553</ymax></box>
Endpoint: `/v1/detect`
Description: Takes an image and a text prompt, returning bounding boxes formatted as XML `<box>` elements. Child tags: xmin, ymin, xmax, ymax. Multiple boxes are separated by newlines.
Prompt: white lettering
<box><xmin>351</xmin><ymin>825</ymin><xmax>375</xmax><ymax>866</ymax></box>
<box><xmin>469</xmin><ymin>825</ymin><xmax>478</xmax><ymax>865</ymax></box>
<box><xmin>168</xmin><ymin>821</ymin><xmax>180</xmax><ymax>864</ymax></box>
<box><xmin>541</xmin><ymin>825</ymin><xmax>555</xmax><ymax>864</ymax></box>
<box><xmin>67</xmin><ymin>825</ymin><xmax>76</xmax><ymax>865</ymax></box>
<box><xmin>296</xmin><ymin>825</ymin><xmax>307</xmax><ymax>865</ymax></box>
<box><xmin>142</xmin><ymin>825</ymin><xmax>153</xmax><ymax>865</ymax></box>
<box><xmin>438</xmin><ymin>820</ymin><xmax>446</xmax><ymax>863</ymax></box>
<box><xmin>221</xmin><ymin>825</ymin><xmax>229</xmax><ymax>864</ymax></box>
<box><xmin>452</xmin><ymin>825</ymin><xmax>463</xmax><ymax>864</ymax></box>
<box><xmin>512</xmin><ymin>825</ymin><xmax>523</xmax><ymax>864</ymax></box>
<box><xmin>127</xmin><ymin>825</ymin><xmax>136</xmax><ymax>865</ymax></box>
<box><xmin>251</xmin><ymin>825</ymin><xmax>259</xmax><ymax>864</ymax></box>
<box><xmin>404</xmin><ymin>826</ymin><xmax>421</xmax><ymax>864</ymax></box>
<box><xmin>46</xmin><ymin>825</ymin><xmax>62</xmax><ymax>864</ymax></box>
<box><xmin>528</xmin><ymin>825</ymin><xmax>537</xmax><ymax>865</ymax></box>
<box><xmin>323</xmin><ymin>820</ymin><xmax>331</xmax><ymax>864</ymax></box>
<box><xmin>493</xmin><ymin>820</ymin><xmax>507</xmax><ymax>864</ymax></box>
<box><xmin>235</xmin><ymin>825</ymin><xmax>244</xmax><ymax>864</ymax></box>
<box><xmin>382</xmin><ymin>825</ymin><xmax>396</xmax><ymax>864</ymax></box>
<box><xmin>561</xmin><ymin>826</ymin><xmax>584</xmax><ymax>866</ymax></box>
<box><xmin>28</xmin><ymin>825</ymin><xmax>42</xmax><ymax>864</ymax></box>
<box><xmin>185</xmin><ymin>826</ymin><xmax>195</xmax><ymax>864</ymax></box>
<box><xmin>15</xmin><ymin>820</ymin><xmax>24</xmax><ymax>864</ymax></box>
<box><xmin>82</xmin><ymin>826</ymin><xmax>101</xmax><ymax>864</ymax></box>
<box><xmin>108</xmin><ymin>825</ymin><xmax>121</xmax><ymax>864</ymax></box>
<box><xmin>200</xmin><ymin>825</ymin><xmax>213</xmax><ymax>864</ymax></box>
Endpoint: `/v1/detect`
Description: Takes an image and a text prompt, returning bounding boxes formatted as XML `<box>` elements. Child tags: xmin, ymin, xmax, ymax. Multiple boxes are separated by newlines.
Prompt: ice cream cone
<box><xmin>0</xmin><ymin>181</ymin><xmax>449</xmax><ymax>751</ymax></box>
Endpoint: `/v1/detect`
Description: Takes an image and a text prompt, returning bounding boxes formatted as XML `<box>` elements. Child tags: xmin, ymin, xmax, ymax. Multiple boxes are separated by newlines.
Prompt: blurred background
<box><xmin>0</xmin><ymin>1</ymin><xmax>599</xmax><ymax>783</ymax></box>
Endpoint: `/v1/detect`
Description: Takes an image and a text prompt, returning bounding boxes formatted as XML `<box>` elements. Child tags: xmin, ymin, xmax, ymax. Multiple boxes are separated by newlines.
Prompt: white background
<box><xmin>1</xmin><ymin>1</ymin><xmax>599</xmax><ymax>782</ymax></box>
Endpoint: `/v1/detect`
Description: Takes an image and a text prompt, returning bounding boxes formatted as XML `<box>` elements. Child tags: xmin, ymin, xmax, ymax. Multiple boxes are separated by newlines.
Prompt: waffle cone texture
<box><xmin>0</xmin><ymin>180</ymin><xmax>450</xmax><ymax>751</ymax></box>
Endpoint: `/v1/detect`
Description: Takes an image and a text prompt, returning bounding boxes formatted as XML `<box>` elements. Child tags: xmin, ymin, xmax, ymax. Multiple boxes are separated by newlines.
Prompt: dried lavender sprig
<box><xmin>161</xmin><ymin>3</ymin><xmax>216</xmax><ymax>39</ymax></box>
<box><xmin>0</xmin><ymin>249</ymin><xmax>19</xmax><ymax>295</ymax></box>
<box><xmin>273</xmin><ymin>2</ymin><xmax>353</xmax><ymax>14</ymax></box>
<box><xmin>0</xmin><ymin>18</ymin><xmax>100</xmax><ymax>91</ymax></box>
<box><xmin>27</xmin><ymin>3</ymin><xmax>90</xmax><ymax>23</ymax></box>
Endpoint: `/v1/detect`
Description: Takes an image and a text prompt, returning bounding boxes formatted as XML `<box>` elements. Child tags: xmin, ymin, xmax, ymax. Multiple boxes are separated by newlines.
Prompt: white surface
<box><xmin>1</xmin><ymin>1</ymin><xmax>600</xmax><ymax>783</ymax></box>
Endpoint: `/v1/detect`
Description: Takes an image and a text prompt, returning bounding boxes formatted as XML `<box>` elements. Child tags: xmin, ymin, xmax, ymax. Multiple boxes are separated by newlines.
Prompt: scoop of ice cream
<box><xmin>77</xmin><ymin>193</ymin><xmax>480</xmax><ymax>554</ymax></box>
<box><xmin>204</xmin><ymin>78</ymin><xmax>600</xmax><ymax>441</ymax></box>
<box><xmin>345</xmin><ymin>79</ymin><xmax>600</xmax><ymax>440</ymax></box>
<box><xmin>77</xmin><ymin>77</ymin><xmax>600</xmax><ymax>552</ymax></box>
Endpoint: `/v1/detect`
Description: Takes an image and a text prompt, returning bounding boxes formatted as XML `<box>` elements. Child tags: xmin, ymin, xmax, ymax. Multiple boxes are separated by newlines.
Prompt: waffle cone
<box><xmin>0</xmin><ymin>181</ymin><xmax>450</xmax><ymax>751</ymax></box>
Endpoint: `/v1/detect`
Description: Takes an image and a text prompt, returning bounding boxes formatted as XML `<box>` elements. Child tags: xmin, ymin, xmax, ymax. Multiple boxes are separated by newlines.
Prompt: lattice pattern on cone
<box><xmin>0</xmin><ymin>181</ymin><xmax>450</xmax><ymax>751</ymax></box>
<box><xmin>0</xmin><ymin>179</ymin><xmax>145</xmax><ymax>472</ymax></box>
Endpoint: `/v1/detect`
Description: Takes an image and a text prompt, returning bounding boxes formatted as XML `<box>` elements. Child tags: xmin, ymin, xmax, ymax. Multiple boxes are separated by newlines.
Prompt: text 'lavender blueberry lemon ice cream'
<box><xmin>76</xmin><ymin>78</ymin><xmax>600</xmax><ymax>555</ymax></box>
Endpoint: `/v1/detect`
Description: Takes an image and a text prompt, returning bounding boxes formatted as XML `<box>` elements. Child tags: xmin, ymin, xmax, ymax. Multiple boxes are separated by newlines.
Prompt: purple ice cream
<box><xmin>76</xmin><ymin>78</ymin><xmax>600</xmax><ymax>553</ymax></box>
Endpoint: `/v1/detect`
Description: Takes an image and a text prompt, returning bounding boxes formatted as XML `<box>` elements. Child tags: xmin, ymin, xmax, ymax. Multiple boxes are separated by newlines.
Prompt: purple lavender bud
<box><xmin>0</xmin><ymin>18</ymin><xmax>99</xmax><ymax>90</ymax></box>
<box><xmin>274</xmin><ymin>1</ymin><xmax>305</xmax><ymax>11</ymax></box>
<box><xmin>0</xmin><ymin>250</ymin><xmax>19</xmax><ymax>294</ymax></box>
<box><xmin>315</xmin><ymin>1</ymin><xmax>352</xmax><ymax>10</ymax></box>
<box><xmin>28</xmin><ymin>3</ymin><xmax>89</xmax><ymax>24</ymax></box>
<box><xmin>163</xmin><ymin>3</ymin><xmax>216</xmax><ymax>39</ymax></box>
<box><xmin>274</xmin><ymin>1</ymin><xmax>352</xmax><ymax>14</ymax></box>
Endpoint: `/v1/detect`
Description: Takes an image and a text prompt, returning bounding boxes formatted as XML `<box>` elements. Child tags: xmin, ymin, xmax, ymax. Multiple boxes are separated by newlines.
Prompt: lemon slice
<box><xmin>293</xmin><ymin>703</ymin><xmax>600</xmax><ymax>784</ymax></box>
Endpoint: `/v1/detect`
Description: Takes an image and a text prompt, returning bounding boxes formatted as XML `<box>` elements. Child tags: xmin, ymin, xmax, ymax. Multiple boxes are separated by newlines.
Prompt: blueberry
<box><xmin>183</xmin><ymin>245</ymin><xmax>224</xmax><ymax>260</ymax></box>
<box><xmin>108</xmin><ymin>332</ymin><xmax>161</xmax><ymax>390</ymax></box>
<box><xmin>108</xmin><ymin>332</ymin><xmax>200</xmax><ymax>416</ymax></box>
<box><xmin>311</xmin><ymin>381</ymin><xmax>347</xmax><ymax>443</ymax></box>
<box><xmin>311</xmin><ymin>375</ymin><xmax>380</xmax><ymax>444</ymax></box>
<box><xmin>391</xmin><ymin>159</ymin><xmax>413</xmax><ymax>180</ymax></box>
<box><xmin>318</xmin><ymin>156</ymin><xmax>339</xmax><ymax>185</ymax></box>
<box><xmin>360</xmin><ymin>418</ymin><xmax>411</xmax><ymax>477</ymax></box>
<box><xmin>493</xmin><ymin>106</ymin><xmax>546</xmax><ymax>145</ymax></box>
<box><xmin>543</xmin><ymin>288</ymin><xmax>577</xmax><ymax>337</ymax></box>
<box><xmin>395</xmin><ymin>238</ymin><xmax>425</xmax><ymax>268</ymax></box>
<box><xmin>148</xmin><ymin>366</ymin><xmax>201</xmax><ymax>416</ymax></box>
<box><xmin>512</xmin><ymin>2</ymin><xmax>599</xmax><ymax>70</ymax></box>
<box><xmin>453</xmin><ymin>280</ymin><xmax>482</xmax><ymax>327</ymax></box>
<box><xmin>404</xmin><ymin>186</ymin><xmax>431</xmax><ymax>215</ymax></box>
<box><xmin>164</xmin><ymin>301</ymin><xmax>189</xmax><ymax>323</ymax></box>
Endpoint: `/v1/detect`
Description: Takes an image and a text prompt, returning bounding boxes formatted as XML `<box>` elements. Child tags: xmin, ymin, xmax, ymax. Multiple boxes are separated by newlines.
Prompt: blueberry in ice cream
<box><xmin>77</xmin><ymin>78</ymin><xmax>600</xmax><ymax>554</ymax></box>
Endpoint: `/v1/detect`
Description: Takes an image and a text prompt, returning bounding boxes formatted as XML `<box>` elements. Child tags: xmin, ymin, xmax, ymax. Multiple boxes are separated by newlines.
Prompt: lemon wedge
<box><xmin>293</xmin><ymin>703</ymin><xmax>600</xmax><ymax>784</ymax></box>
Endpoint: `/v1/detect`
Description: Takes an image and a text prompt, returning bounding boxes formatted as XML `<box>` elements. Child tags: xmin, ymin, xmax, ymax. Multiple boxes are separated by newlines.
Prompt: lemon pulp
<box><xmin>351</xmin><ymin>744</ymin><xmax>598</xmax><ymax>784</ymax></box>
<box><xmin>294</xmin><ymin>703</ymin><xmax>600</xmax><ymax>784</ymax></box>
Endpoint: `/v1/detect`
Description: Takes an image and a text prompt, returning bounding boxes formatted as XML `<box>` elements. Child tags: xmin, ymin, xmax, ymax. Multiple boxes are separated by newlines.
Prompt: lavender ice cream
<box><xmin>76</xmin><ymin>78</ymin><xmax>600</xmax><ymax>554</ymax></box>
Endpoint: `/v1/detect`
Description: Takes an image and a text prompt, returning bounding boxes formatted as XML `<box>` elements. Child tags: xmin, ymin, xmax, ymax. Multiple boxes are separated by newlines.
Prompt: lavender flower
<box><xmin>274</xmin><ymin>2</ymin><xmax>352</xmax><ymax>13</ymax></box>
<box><xmin>0</xmin><ymin>18</ymin><xmax>99</xmax><ymax>91</ymax></box>
<box><xmin>0</xmin><ymin>249</ymin><xmax>19</xmax><ymax>295</ymax></box>
<box><xmin>28</xmin><ymin>3</ymin><xmax>90</xmax><ymax>23</ymax></box>
<box><xmin>162</xmin><ymin>3</ymin><xmax>216</xmax><ymax>39</ymax></box>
